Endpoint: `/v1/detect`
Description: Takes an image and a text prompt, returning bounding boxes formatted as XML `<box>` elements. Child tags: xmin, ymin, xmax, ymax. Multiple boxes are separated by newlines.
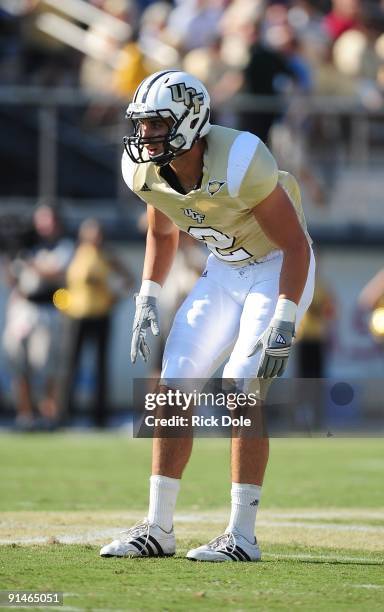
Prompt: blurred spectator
<box><xmin>205</xmin><ymin>3</ymin><xmax>298</xmax><ymax>141</ymax></box>
<box><xmin>59</xmin><ymin>218</ymin><xmax>133</xmax><ymax>428</ymax></box>
<box><xmin>359</xmin><ymin>5</ymin><xmax>384</xmax><ymax>84</ymax></box>
<box><xmin>2</xmin><ymin>204</ymin><xmax>74</xmax><ymax>430</ymax></box>
<box><xmin>183</xmin><ymin>37</ymin><xmax>227</xmax><ymax>88</ymax></box>
<box><xmin>167</xmin><ymin>0</ymin><xmax>226</xmax><ymax>55</ymax></box>
<box><xmin>84</xmin><ymin>2</ymin><xmax>179</xmax><ymax>99</ymax></box>
<box><xmin>331</xmin><ymin>4</ymin><xmax>384</xmax><ymax>109</ymax></box>
<box><xmin>288</xmin><ymin>0</ymin><xmax>329</xmax><ymax>47</ymax></box>
<box><xmin>0</xmin><ymin>210</ymin><xmax>36</xmax><ymax>257</ymax></box>
<box><xmin>296</xmin><ymin>275</ymin><xmax>337</xmax><ymax>378</ymax></box>
<box><xmin>238</xmin><ymin>20</ymin><xmax>296</xmax><ymax>142</ymax></box>
<box><xmin>137</xmin><ymin>1</ymin><xmax>180</xmax><ymax>70</ymax></box>
<box><xmin>322</xmin><ymin>0</ymin><xmax>362</xmax><ymax>40</ymax></box>
<box><xmin>112</xmin><ymin>38</ymin><xmax>152</xmax><ymax>98</ymax></box>
<box><xmin>265</xmin><ymin>23</ymin><xmax>313</xmax><ymax>92</ymax></box>
<box><xmin>220</xmin><ymin>0</ymin><xmax>264</xmax><ymax>39</ymax></box>
<box><xmin>295</xmin><ymin>271</ymin><xmax>337</xmax><ymax>430</ymax></box>
<box><xmin>136</xmin><ymin>0</ymin><xmax>173</xmax><ymax>13</ymax></box>
<box><xmin>358</xmin><ymin>268</ymin><xmax>384</xmax><ymax>342</ymax></box>
<box><xmin>314</xmin><ymin>37</ymin><xmax>358</xmax><ymax>95</ymax></box>
<box><xmin>218</xmin><ymin>0</ymin><xmax>265</xmax><ymax>73</ymax></box>
<box><xmin>266</xmin><ymin>21</ymin><xmax>327</xmax><ymax>204</ymax></box>
<box><xmin>307</xmin><ymin>37</ymin><xmax>357</xmax><ymax>194</ymax></box>
<box><xmin>183</xmin><ymin>36</ymin><xmax>239</xmax><ymax>125</ymax></box>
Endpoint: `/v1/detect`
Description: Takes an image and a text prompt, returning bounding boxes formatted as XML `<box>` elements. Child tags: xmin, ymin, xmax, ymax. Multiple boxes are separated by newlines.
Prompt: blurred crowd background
<box><xmin>0</xmin><ymin>0</ymin><xmax>383</xmax><ymax>431</ymax></box>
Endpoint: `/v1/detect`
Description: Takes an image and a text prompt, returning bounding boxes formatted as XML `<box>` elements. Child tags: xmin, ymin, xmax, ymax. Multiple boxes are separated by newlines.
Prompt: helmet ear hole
<box><xmin>190</xmin><ymin>118</ymin><xmax>199</xmax><ymax>130</ymax></box>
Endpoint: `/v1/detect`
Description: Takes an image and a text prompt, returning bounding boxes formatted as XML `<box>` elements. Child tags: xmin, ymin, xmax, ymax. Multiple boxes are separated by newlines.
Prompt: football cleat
<box><xmin>186</xmin><ymin>531</ymin><xmax>261</xmax><ymax>562</ymax></box>
<box><xmin>99</xmin><ymin>520</ymin><xmax>175</xmax><ymax>558</ymax></box>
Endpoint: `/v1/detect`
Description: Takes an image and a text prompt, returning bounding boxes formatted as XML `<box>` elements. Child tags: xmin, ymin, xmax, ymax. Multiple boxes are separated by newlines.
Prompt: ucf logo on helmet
<box><xmin>168</xmin><ymin>83</ymin><xmax>204</xmax><ymax>114</ymax></box>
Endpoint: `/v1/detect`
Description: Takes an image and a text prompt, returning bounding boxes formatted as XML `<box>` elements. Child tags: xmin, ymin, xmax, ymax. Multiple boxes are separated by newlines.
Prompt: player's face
<box><xmin>137</xmin><ymin>118</ymin><xmax>171</xmax><ymax>159</ymax></box>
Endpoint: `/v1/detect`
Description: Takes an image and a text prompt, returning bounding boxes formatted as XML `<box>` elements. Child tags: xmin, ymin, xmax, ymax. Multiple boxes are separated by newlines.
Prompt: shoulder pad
<box><xmin>227</xmin><ymin>132</ymin><xmax>260</xmax><ymax>197</ymax></box>
<box><xmin>121</xmin><ymin>150</ymin><xmax>137</xmax><ymax>191</ymax></box>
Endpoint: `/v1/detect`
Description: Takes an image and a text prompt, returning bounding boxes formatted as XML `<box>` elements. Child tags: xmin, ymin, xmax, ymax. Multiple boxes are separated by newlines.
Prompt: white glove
<box><xmin>131</xmin><ymin>295</ymin><xmax>160</xmax><ymax>364</ymax></box>
<box><xmin>248</xmin><ymin>319</ymin><xmax>295</xmax><ymax>379</ymax></box>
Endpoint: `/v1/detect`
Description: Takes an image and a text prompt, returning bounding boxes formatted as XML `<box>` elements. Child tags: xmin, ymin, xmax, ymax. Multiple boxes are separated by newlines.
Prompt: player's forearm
<box><xmin>278</xmin><ymin>239</ymin><xmax>310</xmax><ymax>306</ymax></box>
<box><xmin>142</xmin><ymin>226</ymin><xmax>179</xmax><ymax>287</ymax></box>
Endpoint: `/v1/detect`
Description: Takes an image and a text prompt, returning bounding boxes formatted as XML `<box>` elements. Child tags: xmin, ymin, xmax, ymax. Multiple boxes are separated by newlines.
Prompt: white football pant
<box><xmin>161</xmin><ymin>249</ymin><xmax>315</xmax><ymax>384</ymax></box>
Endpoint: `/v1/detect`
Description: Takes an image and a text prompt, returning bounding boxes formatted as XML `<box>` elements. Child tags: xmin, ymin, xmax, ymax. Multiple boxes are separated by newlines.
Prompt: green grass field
<box><xmin>1</xmin><ymin>433</ymin><xmax>384</xmax><ymax>611</ymax></box>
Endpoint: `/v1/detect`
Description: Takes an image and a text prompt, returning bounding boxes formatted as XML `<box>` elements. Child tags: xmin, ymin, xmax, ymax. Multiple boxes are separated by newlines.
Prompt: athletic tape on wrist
<box><xmin>139</xmin><ymin>280</ymin><xmax>161</xmax><ymax>298</ymax></box>
<box><xmin>274</xmin><ymin>298</ymin><xmax>297</xmax><ymax>323</ymax></box>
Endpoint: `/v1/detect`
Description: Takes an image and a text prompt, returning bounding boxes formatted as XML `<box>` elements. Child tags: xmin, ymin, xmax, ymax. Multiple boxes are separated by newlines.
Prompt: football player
<box><xmin>100</xmin><ymin>70</ymin><xmax>315</xmax><ymax>562</ymax></box>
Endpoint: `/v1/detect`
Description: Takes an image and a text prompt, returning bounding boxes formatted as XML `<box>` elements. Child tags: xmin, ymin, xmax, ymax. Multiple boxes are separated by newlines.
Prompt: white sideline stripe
<box><xmin>177</xmin><ymin>514</ymin><xmax>384</xmax><ymax>533</ymax></box>
<box><xmin>352</xmin><ymin>584</ymin><xmax>384</xmax><ymax>589</ymax></box>
<box><xmin>261</xmin><ymin>510</ymin><xmax>384</xmax><ymax>520</ymax></box>
<box><xmin>176</xmin><ymin>510</ymin><xmax>384</xmax><ymax>521</ymax></box>
<box><xmin>0</xmin><ymin>530</ymin><xmax>120</xmax><ymax>545</ymax></box>
<box><xmin>265</xmin><ymin>553</ymin><xmax>383</xmax><ymax>564</ymax></box>
<box><xmin>260</xmin><ymin>521</ymin><xmax>384</xmax><ymax>533</ymax></box>
<box><xmin>1</xmin><ymin>509</ymin><xmax>383</xmax><ymax>519</ymax></box>
<box><xmin>56</xmin><ymin>608</ymin><xmax>83</xmax><ymax>612</ymax></box>
<box><xmin>1</xmin><ymin>518</ymin><xmax>384</xmax><ymax>546</ymax></box>
<box><xmin>3</xmin><ymin>608</ymin><xmax>82</xmax><ymax>612</ymax></box>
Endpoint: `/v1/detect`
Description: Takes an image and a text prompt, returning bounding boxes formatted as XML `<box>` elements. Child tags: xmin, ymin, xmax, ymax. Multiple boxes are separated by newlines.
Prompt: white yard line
<box><xmin>264</xmin><ymin>553</ymin><xmax>383</xmax><ymax>564</ymax></box>
<box><xmin>2</xmin><ymin>608</ymin><xmax>83</xmax><ymax>612</ymax></box>
<box><xmin>352</xmin><ymin>584</ymin><xmax>384</xmax><ymax>589</ymax></box>
<box><xmin>260</xmin><ymin>510</ymin><xmax>384</xmax><ymax>521</ymax></box>
<box><xmin>1</xmin><ymin>511</ymin><xmax>384</xmax><ymax>546</ymax></box>
<box><xmin>173</xmin><ymin>509</ymin><xmax>384</xmax><ymax>522</ymax></box>
<box><xmin>259</xmin><ymin>520</ymin><xmax>384</xmax><ymax>533</ymax></box>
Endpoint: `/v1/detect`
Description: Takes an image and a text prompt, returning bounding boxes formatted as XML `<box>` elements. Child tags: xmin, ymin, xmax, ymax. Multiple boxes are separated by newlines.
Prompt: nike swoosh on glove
<box><xmin>248</xmin><ymin>320</ymin><xmax>295</xmax><ymax>378</ymax></box>
<box><xmin>131</xmin><ymin>295</ymin><xmax>160</xmax><ymax>364</ymax></box>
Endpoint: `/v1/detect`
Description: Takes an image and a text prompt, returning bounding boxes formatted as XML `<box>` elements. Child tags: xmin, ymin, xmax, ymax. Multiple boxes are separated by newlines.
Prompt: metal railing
<box><xmin>0</xmin><ymin>86</ymin><xmax>383</xmax><ymax>235</ymax></box>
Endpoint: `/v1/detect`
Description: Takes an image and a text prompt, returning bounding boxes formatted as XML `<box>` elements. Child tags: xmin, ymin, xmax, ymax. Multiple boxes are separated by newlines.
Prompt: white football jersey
<box><xmin>122</xmin><ymin>125</ymin><xmax>311</xmax><ymax>266</ymax></box>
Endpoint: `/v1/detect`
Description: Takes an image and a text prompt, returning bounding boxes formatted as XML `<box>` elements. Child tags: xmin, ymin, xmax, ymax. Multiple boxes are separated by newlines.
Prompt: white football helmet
<box><xmin>124</xmin><ymin>70</ymin><xmax>211</xmax><ymax>166</ymax></box>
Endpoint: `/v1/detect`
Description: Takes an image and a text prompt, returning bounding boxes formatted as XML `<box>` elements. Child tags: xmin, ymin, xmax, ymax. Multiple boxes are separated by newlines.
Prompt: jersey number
<box><xmin>188</xmin><ymin>226</ymin><xmax>252</xmax><ymax>262</ymax></box>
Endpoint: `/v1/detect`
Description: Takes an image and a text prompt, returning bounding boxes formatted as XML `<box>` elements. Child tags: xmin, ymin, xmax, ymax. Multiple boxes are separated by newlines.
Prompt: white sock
<box><xmin>147</xmin><ymin>475</ymin><xmax>180</xmax><ymax>532</ymax></box>
<box><xmin>226</xmin><ymin>482</ymin><xmax>262</xmax><ymax>543</ymax></box>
